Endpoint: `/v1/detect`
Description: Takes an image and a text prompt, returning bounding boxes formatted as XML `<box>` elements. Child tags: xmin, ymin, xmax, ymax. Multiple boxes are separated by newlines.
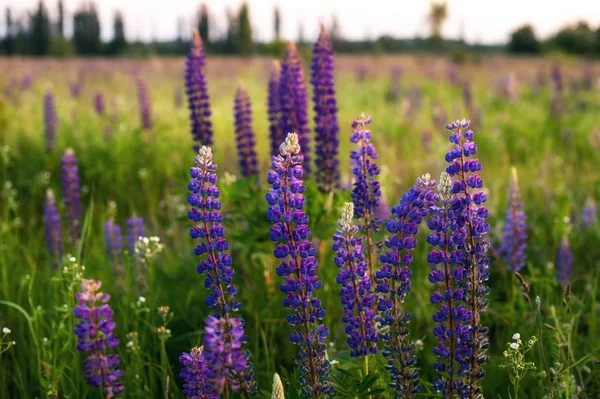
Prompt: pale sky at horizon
<box><xmin>3</xmin><ymin>0</ymin><xmax>600</xmax><ymax>44</ymax></box>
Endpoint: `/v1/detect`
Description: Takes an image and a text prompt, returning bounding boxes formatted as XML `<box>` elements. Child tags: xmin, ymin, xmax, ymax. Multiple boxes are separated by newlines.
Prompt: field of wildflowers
<box><xmin>1</xmin><ymin>29</ymin><xmax>599</xmax><ymax>398</ymax></box>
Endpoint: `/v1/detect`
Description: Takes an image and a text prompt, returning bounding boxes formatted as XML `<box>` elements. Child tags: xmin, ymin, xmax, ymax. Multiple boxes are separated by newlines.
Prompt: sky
<box><xmin>3</xmin><ymin>0</ymin><xmax>600</xmax><ymax>44</ymax></box>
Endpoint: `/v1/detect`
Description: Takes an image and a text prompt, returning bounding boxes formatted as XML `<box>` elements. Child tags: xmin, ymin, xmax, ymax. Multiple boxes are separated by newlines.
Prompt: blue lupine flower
<box><xmin>94</xmin><ymin>91</ymin><xmax>105</xmax><ymax>116</ymax></box>
<box><xmin>44</xmin><ymin>189</ymin><xmax>63</xmax><ymax>269</ymax></box>
<box><xmin>500</xmin><ymin>167</ymin><xmax>527</xmax><ymax>272</ymax></box>
<box><xmin>105</xmin><ymin>219</ymin><xmax>124</xmax><ymax>279</ymax></box>
<box><xmin>44</xmin><ymin>92</ymin><xmax>57</xmax><ymax>152</ymax></box>
<box><xmin>556</xmin><ymin>235</ymin><xmax>572</xmax><ymax>285</ymax></box>
<box><xmin>179</xmin><ymin>346</ymin><xmax>219</xmax><ymax>399</ymax></box>
<box><xmin>582</xmin><ymin>196</ymin><xmax>596</xmax><ymax>228</ymax></box>
<box><xmin>61</xmin><ymin>148</ymin><xmax>82</xmax><ymax>248</ymax></box>
<box><xmin>234</xmin><ymin>84</ymin><xmax>259</xmax><ymax>177</ymax></box>
<box><xmin>126</xmin><ymin>217</ymin><xmax>145</xmax><ymax>255</ymax></box>
<box><xmin>266</xmin><ymin>133</ymin><xmax>332</xmax><ymax>398</ymax></box>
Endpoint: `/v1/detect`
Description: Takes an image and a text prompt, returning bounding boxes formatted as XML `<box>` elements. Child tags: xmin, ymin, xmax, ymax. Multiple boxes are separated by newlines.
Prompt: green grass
<box><xmin>0</xmin><ymin>55</ymin><xmax>599</xmax><ymax>398</ymax></box>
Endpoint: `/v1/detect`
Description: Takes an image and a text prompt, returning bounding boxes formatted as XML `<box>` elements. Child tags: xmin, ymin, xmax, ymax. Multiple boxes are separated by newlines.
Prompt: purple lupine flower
<box><xmin>94</xmin><ymin>91</ymin><xmax>105</xmax><ymax>116</ymax></box>
<box><xmin>350</xmin><ymin>113</ymin><xmax>381</xmax><ymax>279</ymax></box>
<box><xmin>444</xmin><ymin>119</ymin><xmax>491</xmax><ymax>396</ymax></box>
<box><xmin>233</xmin><ymin>84</ymin><xmax>259</xmax><ymax>177</ymax></box>
<box><xmin>582</xmin><ymin>196</ymin><xmax>596</xmax><ymax>228</ymax></box>
<box><xmin>137</xmin><ymin>77</ymin><xmax>152</xmax><ymax>130</ymax></box>
<box><xmin>266</xmin><ymin>133</ymin><xmax>332</xmax><ymax>397</ymax></box>
<box><xmin>551</xmin><ymin>64</ymin><xmax>563</xmax><ymax>94</ymax></box>
<box><xmin>427</xmin><ymin>172</ymin><xmax>473</xmax><ymax>398</ymax></box>
<box><xmin>500</xmin><ymin>167</ymin><xmax>527</xmax><ymax>272</ymax></box>
<box><xmin>44</xmin><ymin>189</ymin><xmax>63</xmax><ymax>269</ymax></box>
<box><xmin>73</xmin><ymin>279</ymin><xmax>124</xmax><ymax>398</ymax></box>
<box><xmin>187</xmin><ymin>146</ymin><xmax>257</xmax><ymax>395</ymax></box>
<box><xmin>268</xmin><ymin>61</ymin><xmax>284</xmax><ymax>158</ymax></box>
<box><xmin>126</xmin><ymin>217</ymin><xmax>145</xmax><ymax>255</ymax></box>
<box><xmin>179</xmin><ymin>346</ymin><xmax>219</xmax><ymax>399</ymax></box>
<box><xmin>44</xmin><ymin>92</ymin><xmax>57</xmax><ymax>152</ymax></box>
<box><xmin>582</xmin><ymin>65</ymin><xmax>593</xmax><ymax>91</ymax></box>
<box><xmin>356</xmin><ymin>65</ymin><xmax>367</xmax><ymax>82</ymax></box>
<box><xmin>70</xmin><ymin>81</ymin><xmax>83</xmax><ymax>98</ymax></box>
<box><xmin>388</xmin><ymin>66</ymin><xmax>402</xmax><ymax>103</ymax></box>
<box><xmin>185</xmin><ymin>30</ymin><xmax>214</xmax><ymax>149</ymax></box>
<box><xmin>332</xmin><ymin>203</ymin><xmax>378</xmax><ymax>358</ymax></box>
<box><xmin>311</xmin><ymin>26</ymin><xmax>340</xmax><ymax>193</ymax></box>
<box><xmin>376</xmin><ymin>175</ymin><xmax>435</xmax><ymax>397</ymax></box>
<box><xmin>61</xmin><ymin>148</ymin><xmax>82</xmax><ymax>247</ymax></box>
<box><xmin>105</xmin><ymin>219</ymin><xmax>124</xmax><ymax>277</ymax></box>
<box><xmin>22</xmin><ymin>74</ymin><xmax>32</xmax><ymax>90</ymax></box>
<box><xmin>463</xmin><ymin>82</ymin><xmax>472</xmax><ymax>110</ymax></box>
<box><xmin>279</xmin><ymin>43</ymin><xmax>311</xmax><ymax>174</ymax></box>
<box><xmin>556</xmin><ymin>235</ymin><xmax>572</xmax><ymax>285</ymax></box>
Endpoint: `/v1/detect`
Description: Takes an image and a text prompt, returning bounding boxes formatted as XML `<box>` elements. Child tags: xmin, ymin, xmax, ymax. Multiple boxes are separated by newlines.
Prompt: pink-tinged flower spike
<box><xmin>73</xmin><ymin>279</ymin><xmax>124</xmax><ymax>398</ymax></box>
<box><xmin>187</xmin><ymin>146</ymin><xmax>257</xmax><ymax>395</ymax></box>
<box><xmin>233</xmin><ymin>84</ymin><xmax>259</xmax><ymax>177</ymax></box>
<box><xmin>179</xmin><ymin>346</ymin><xmax>219</xmax><ymax>399</ymax></box>
<box><xmin>500</xmin><ymin>167</ymin><xmax>527</xmax><ymax>272</ymax></box>
<box><xmin>268</xmin><ymin>61</ymin><xmax>284</xmax><ymax>158</ymax></box>
<box><xmin>44</xmin><ymin>92</ymin><xmax>57</xmax><ymax>152</ymax></box>
<box><xmin>279</xmin><ymin>43</ymin><xmax>311</xmax><ymax>174</ymax></box>
<box><xmin>44</xmin><ymin>189</ymin><xmax>63</xmax><ymax>269</ymax></box>
<box><xmin>137</xmin><ymin>77</ymin><xmax>152</xmax><ymax>130</ymax></box>
<box><xmin>266</xmin><ymin>133</ymin><xmax>333</xmax><ymax>398</ymax></box>
<box><xmin>444</xmin><ymin>119</ymin><xmax>491</xmax><ymax>398</ymax></box>
<box><xmin>311</xmin><ymin>25</ymin><xmax>340</xmax><ymax>193</ymax></box>
<box><xmin>185</xmin><ymin>30</ymin><xmax>214</xmax><ymax>149</ymax></box>
<box><xmin>61</xmin><ymin>148</ymin><xmax>82</xmax><ymax>248</ymax></box>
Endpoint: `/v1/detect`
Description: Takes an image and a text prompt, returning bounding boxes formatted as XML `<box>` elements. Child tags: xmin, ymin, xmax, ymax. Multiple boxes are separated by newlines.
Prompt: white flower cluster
<box><xmin>134</xmin><ymin>236</ymin><xmax>164</xmax><ymax>260</ymax></box>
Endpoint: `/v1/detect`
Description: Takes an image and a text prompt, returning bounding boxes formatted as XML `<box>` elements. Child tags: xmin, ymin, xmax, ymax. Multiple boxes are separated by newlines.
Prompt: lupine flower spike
<box><xmin>556</xmin><ymin>235</ymin><xmax>572</xmax><ymax>285</ymax></box>
<box><xmin>73</xmin><ymin>279</ymin><xmax>124</xmax><ymax>398</ymax></box>
<box><xmin>268</xmin><ymin>61</ymin><xmax>284</xmax><ymax>158</ymax></box>
<box><xmin>427</xmin><ymin>171</ymin><xmax>472</xmax><ymax>398</ymax></box>
<box><xmin>61</xmin><ymin>148</ymin><xmax>82</xmax><ymax>248</ymax></box>
<box><xmin>271</xmin><ymin>373</ymin><xmax>285</xmax><ymax>399</ymax></box>
<box><xmin>311</xmin><ymin>25</ymin><xmax>340</xmax><ymax>193</ymax></box>
<box><xmin>377</xmin><ymin>175</ymin><xmax>436</xmax><ymax>398</ymax></box>
<box><xmin>105</xmin><ymin>219</ymin><xmax>124</xmax><ymax>280</ymax></box>
<box><xmin>266</xmin><ymin>133</ymin><xmax>333</xmax><ymax>397</ymax></box>
<box><xmin>350</xmin><ymin>113</ymin><xmax>381</xmax><ymax>279</ymax></box>
<box><xmin>44</xmin><ymin>92</ymin><xmax>57</xmax><ymax>152</ymax></box>
<box><xmin>234</xmin><ymin>84</ymin><xmax>259</xmax><ymax>177</ymax></box>
<box><xmin>94</xmin><ymin>91</ymin><xmax>105</xmax><ymax>116</ymax></box>
<box><xmin>185</xmin><ymin>30</ymin><xmax>214</xmax><ymax>149</ymax></box>
<box><xmin>500</xmin><ymin>167</ymin><xmax>527</xmax><ymax>272</ymax></box>
<box><xmin>126</xmin><ymin>217</ymin><xmax>145</xmax><ymax>255</ymax></box>
<box><xmin>581</xmin><ymin>196</ymin><xmax>596</xmax><ymax>228</ymax></box>
<box><xmin>44</xmin><ymin>189</ymin><xmax>63</xmax><ymax>269</ymax></box>
<box><xmin>187</xmin><ymin>146</ymin><xmax>257</xmax><ymax>395</ymax></box>
<box><xmin>444</xmin><ymin>119</ymin><xmax>491</xmax><ymax>397</ymax></box>
<box><xmin>179</xmin><ymin>346</ymin><xmax>219</xmax><ymax>399</ymax></box>
<box><xmin>137</xmin><ymin>77</ymin><xmax>152</xmax><ymax>130</ymax></box>
<box><xmin>332</xmin><ymin>203</ymin><xmax>378</xmax><ymax>358</ymax></box>
<box><xmin>279</xmin><ymin>43</ymin><xmax>311</xmax><ymax>174</ymax></box>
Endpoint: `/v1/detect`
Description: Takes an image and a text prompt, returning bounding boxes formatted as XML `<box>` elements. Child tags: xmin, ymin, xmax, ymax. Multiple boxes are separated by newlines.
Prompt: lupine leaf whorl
<box><xmin>73</xmin><ymin>279</ymin><xmax>124</xmax><ymax>398</ymax></box>
<box><xmin>179</xmin><ymin>346</ymin><xmax>219</xmax><ymax>399</ymax></box>
<box><xmin>376</xmin><ymin>175</ymin><xmax>435</xmax><ymax>398</ymax></box>
<box><xmin>279</xmin><ymin>43</ymin><xmax>311</xmax><ymax>174</ymax></box>
<box><xmin>500</xmin><ymin>167</ymin><xmax>527</xmax><ymax>272</ymax></box>
<box><xmin>185</xmin><ymin>30</ymin><xmax>214</xmax><ymax>149</ymax></box>
<box><xmin>234</xmin><ymin>84</ymin><xmax>259</xmax><ymax>177</ymax></box>
<box><xmin>268</xmin><ymin>61</ymin><xmax>284</xmax><ymax>158</ymax></box>
<box><xmin>266</xmin><ymin>133</ymin><xmax>332</xmax><ymax>398</ymax></box>
<box><xmin>44</xmin><ymin>189</ymin><xmax>63</xmax><ymax>269</ymax></box>
<box><xmin>444</xmin><ymin>119</ymin><xmax>491</xmax><ymax>397</ymax></box>
<box><xmin>427</xmin><ymin>171</ymin><xmax>472</xmax><ymax>398</ymax></box>
<box><xmin>44</xmin><ymin>92</ymin><xmax>57</xmax><ymax>152</ymax></box>
<box><xmin>187</xmin><ymin>145</ymin><xmax>257</xmax><ymax>395</ymax></box>
<box><xmin>311</xmin><ymin>25</ymin><xmax>340</xmax><ymax>193</ymax></box>
<box><xmin>137</xmin><ymin>77</ymin><xmax>152</xmax><ymax>130</ymax></box>
<box><xmin>61</xmin><ymin>148</ymin><xmax>82</xmax><ymax>248</ymax></box>
<box><xmin>332</xmin><ymin>202</ymin><xmax>378</xmax><ymax>358</ymax></box>
<box><xmin>557</xmin><ymin>235</ymin><xmax>572</xmax><ymax>285</ymax></box>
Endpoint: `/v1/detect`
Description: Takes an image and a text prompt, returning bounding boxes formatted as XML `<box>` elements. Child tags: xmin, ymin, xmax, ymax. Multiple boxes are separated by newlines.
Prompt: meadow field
<box><xmin>0</xmin><ymin>51</ymin><xmax>599</xmax><ymax>398</ymax></box>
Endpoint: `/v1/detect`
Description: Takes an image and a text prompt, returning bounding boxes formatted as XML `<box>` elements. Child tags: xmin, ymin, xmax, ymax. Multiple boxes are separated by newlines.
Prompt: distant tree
<box><xmin>298</xmin><ymin>22</ymin><xmax>305</xmax><ymax>44</ymax></box>
<box><xmin>57</xmin><ymin>0</ymin><xmax>64</xmax><ymax>36</ymax></box>
<box><xmin>73</xmin><ymin>2</ymin><xmax>101</xmax><ymax>55</ymax></box>
<box><xmin>198</xmin><ymin>4</ymin><xmax>209</xmax><ymax>43</ymax></box>
<box><xmin>274</xmin><ymin>6</ymin><xmax>281</xmax><ymax>39</ymax></box>
<box><xmin>595</xmin><ymin>27</ymin><xmax>600</xmax><ymax>55</ymax></box>
<box><xmin>508</xmin><ymin>25</ymin><xmax>540</xmax><ymax>54</ymax></box>
<box><xmin>3</xmin><ymin>7</ymin><xmax>15</xmax><ymax>55</ymax></box>
<box><xmin>553</xmin><ymin>21</ymin><xmax>594</xmax><ymax>55</ymax></box>
<box><xmin>30</xmin><ymin>0</ymin><xmax>52</xmax><ymax>55</ymax></box>
<box><xmin>223</xmin><ymin>7</ymin><xmax>239</xmax><ymax>54</ymax></box>
<box><xmin>106</xmin><ymin>11</ymin><xmax>126</xmax><ymax>55</ymax></box>
<box><xmin>428</xmin><ymin>1</ymin><xmax>448</xmax><ymax>49</ymax></box>
<box><xmin>238</xmin><ymin>2</ymin><xmax>253</xmax><ymax>56</ymax></box>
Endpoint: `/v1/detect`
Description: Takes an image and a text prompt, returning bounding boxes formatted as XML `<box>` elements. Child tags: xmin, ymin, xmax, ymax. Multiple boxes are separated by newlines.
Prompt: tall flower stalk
<box><xmin>44</xmin><ymin>92</ymin><xmax>57</xmax><ymax>152</ymax></box>
<box><xmin>73</xmin><ymin>279</ymin><xmax>124</xmax><ymax>398</ymax></box>
<box><xmin>268</xmin><ymin>61</ymin><xmax>284</xmax><ymax>158</ymax></box>
<box><xmin>444</xmin><ymin>119</ymin><xmax>491</xmax><ymax>398</ymax></box>
<box><xmin>104</xmin><ymin>219</ymin><xmax>124</xmax><ymax>281</ymax></box>
<box><xmin>500</xmin><ymin>167</ymin><xmax>527</xmax><ymax>272</ymax></box>
<box><xmin>179</xmin><ymin>346</ymin><xmax>219</xmax><ymax>399</ymax></box>
<box><xmin>61</xmin><ymin>148</ymin><xmax>82</xmax><ymax>248</ymax></box>
<box><xmin>94</xmin><ymin>91</ymin><xmax>105</xmax><ymax>116</ymax></box>
<box><xmin>187</xmin><ymin>146</ymin><xmax>257</xmax><ymax>395</ymax></box>
<box><xmin>350</xmin><ymin>113</ymin><xmax>381</xmax><ymax>279</ymax></box>
<box><xmin>126</xmin><ymin>217</ymin><xmax>145</xmax><ymax>255</ymax></box>
<box><xmin>311</xmin><ymin>25</ymin><xmax>340</xmax><ymax>193</ymax></box>
<box><xmin>234</xmin><ymin>84</ymin><xmax>259</xmax><ymax>177</ymax></box>
<box><xmin>265</xmin><ymin>133</ymin><xmax>332</xmax><ymax>398</ymax></box>
<box><xmin>137</xmin><ymin>77</ymin><xmax>152</xmax><ymax>130</ymax></box>
<box><xmin>376</xmin><ymin>175</ymin><xmax>435</xmax><ymax>398</ymax></box>
<box><xmin>332</xmin><ymin>203</ymin><xmax>378</xmax><ymax>361</ymax></box>
<box><xmin>185</xmin><ymin>30</ymin><xmax>214</xmax><ymax>149</ymax></box>
<box><xmin>44</xmin><ymin>189</ymin><xmax>63</xmax><ymax>269</ymax></box>
<box><xmin>279</xmin><ymin>43</ymin><xmax>311</xmax><ymax>174</ymax></box>
<box><xmin>556</xmin><ymin>235</ymin><xmax>572</xmax><ymax>285</ymax></box>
